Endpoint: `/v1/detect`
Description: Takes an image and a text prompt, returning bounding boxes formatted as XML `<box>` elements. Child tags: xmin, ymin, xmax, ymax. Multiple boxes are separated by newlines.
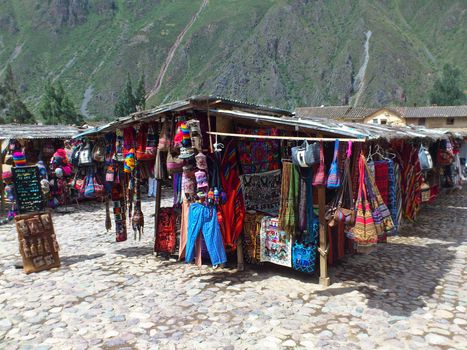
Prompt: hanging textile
<box><xmin>243</xmin><ymin>211</ymin><xmax>266</xmax><ymax>265</ymax></box>
<box><xmin>155</xmin><ymin>208</ymin><xmax>177</xmax><ymax>254</ymax></box>
<box><xmin>260</xmin><ymin>217</ymin><xmax>292</xmax><ymax>267</ymax></box>
<box><xmin>278</xmin><ymin>161</ymin><xmax>299</xmax><ymax>236</ymax></box>
<box><xmin>132</xmin><ymin>163</ymin><xmax>144</xmax><ymax>240</ymax></box>
<box><xmin>112</xmin><ymin>178</ymin><xmax>127</xmax><ymax>242</ymax></box>
<box><xmin>217</xmin><ymin>140</ymin><xmax>245</xmax><ymax>250</ymax></box>
<box><xmin>387</xmin><ymin>159</ymin><xmax>399</xmax><ymax>233</ymax></box>
<box><xmin>373</xmin><ymin>161</ymin><xmax>389</xmax><ymax>205</ymax></box>
<box><xmin>239</xmin><ymin>169</ymin><xmax>281</xmax><ymax>216</ymax></box>
<box><xmin>236</xmin><ymin>126</ymin><xmax>281</xmax><ymax>174</ymax></box>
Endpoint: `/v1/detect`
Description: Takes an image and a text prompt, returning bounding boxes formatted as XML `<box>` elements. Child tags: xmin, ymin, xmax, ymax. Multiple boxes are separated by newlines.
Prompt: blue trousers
<box><xmin>186</xmin><ymin>203</ymin><xmax>227</xmax><ymax>266</ymax></box>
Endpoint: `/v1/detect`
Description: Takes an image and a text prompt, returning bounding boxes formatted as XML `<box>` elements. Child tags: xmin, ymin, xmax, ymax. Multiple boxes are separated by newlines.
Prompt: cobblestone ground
<box><xmin>0</xmin><ymin>188</ymin><xmax>466</xmax><ymax>350</ymax></box>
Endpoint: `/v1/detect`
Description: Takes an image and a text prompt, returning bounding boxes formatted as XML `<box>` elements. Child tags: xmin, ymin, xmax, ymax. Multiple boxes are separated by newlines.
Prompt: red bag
<box><xmin>136</xmin><ymin>124</ymin><xmax>156</xmax><ymax>160</ymax></box>
<box><xmin>312</xmin><ymin>141</ymin><xmax>326</xmax><ymax>186</ymax></box>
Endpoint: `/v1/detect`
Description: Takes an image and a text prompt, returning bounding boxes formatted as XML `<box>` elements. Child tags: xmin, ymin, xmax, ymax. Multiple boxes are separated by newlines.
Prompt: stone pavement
<box><xmin>0</xmin><ymin>188</ymin><xmax>466</xmax><ymax>350</ymax></box>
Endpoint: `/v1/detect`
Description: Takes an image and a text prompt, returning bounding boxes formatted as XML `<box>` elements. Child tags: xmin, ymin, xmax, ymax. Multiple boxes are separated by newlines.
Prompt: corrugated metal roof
<box><xmin>0</xmin><ymin>124</ymin><xmax>82</xmax><ymax>140</ymax></box>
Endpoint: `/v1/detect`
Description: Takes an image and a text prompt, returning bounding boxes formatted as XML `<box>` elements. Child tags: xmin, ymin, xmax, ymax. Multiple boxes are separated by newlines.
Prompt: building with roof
<box><xmin>295</xmin><ymin>105</ymin><xmax>467</xmax><ymax>129</ymax></box>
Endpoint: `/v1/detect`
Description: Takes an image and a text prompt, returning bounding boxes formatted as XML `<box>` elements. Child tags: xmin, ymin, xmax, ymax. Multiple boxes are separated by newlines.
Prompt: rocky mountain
<box><xmin>0</xmin><ymin>0</ymin><xmax>465</xmax><ymax>120</ymax></box>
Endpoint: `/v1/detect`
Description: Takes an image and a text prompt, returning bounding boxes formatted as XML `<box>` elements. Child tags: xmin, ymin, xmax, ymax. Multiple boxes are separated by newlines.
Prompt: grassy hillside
<box><xmin>0</xmin><ymin>0</ymin><xmax>465</xmax><ymax>120</ymax></box>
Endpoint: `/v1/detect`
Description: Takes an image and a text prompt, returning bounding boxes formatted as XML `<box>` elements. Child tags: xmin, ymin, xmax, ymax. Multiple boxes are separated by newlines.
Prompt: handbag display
<box><xmin>418</xmin><ymin>145</ymin><xmax>433</xmax><ymax>171</ymax></box>
<box><xmin>327</xmin><ymin>140</ymin><xmax>341</xmax><ymax>188</ymax></box>
<box><xmin>312</xmin><ymin>141</ymin><xmax>326</xmax><ymax>186</ymax></box>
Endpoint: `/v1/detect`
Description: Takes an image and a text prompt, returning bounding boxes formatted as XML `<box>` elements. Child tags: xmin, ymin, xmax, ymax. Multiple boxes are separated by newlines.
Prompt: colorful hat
<box><xmin>182</xmin><ymin>174</ymin><xmax>195</xmax><ymax>194</ymax></box>
<box><xmin>2</xmin><ymin>171</ymin><xmax>12</xmax><ymax>181</ymax></box>
<box><xmin>178</xmin><ymin>147</ymin><xmax>195</xmax><ymax>159</ymax></box>
<box><xmin>180</xmin><ymin>122</ymin><xmax>191</xmax><ymax>147</ymax></box>
<box><xmin>124</xmin><ymin>148</ymin><xmax>136</xmax><ymax>173</ymax></box>
<box><xmin>195</xmin><ymin>170</ymin><xmax>208</xmax><ymax>188</ymax></box>
<box><xmin>13</xmin><ymin>151</ymin><xmax>26</xmax><ymax>167</ymax></box>
<box><xmin>195</xmin><ymin>152</ymin><xmax>207</xmax><ymax>170</ymax></box>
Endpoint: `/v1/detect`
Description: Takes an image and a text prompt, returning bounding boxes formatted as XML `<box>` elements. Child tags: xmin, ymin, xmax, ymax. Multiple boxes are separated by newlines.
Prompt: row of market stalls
<box><xmin>69</xmin><ymin>95</ymin><xmax>464</xmax><ymax>286</ymax></box>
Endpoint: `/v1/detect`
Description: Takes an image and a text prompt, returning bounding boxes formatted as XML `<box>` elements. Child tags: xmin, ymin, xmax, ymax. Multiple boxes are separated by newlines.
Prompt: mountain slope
<box><xmin>0</xmin><ymin>0</ymin><xmax>465</xmax><ymax>120</ymax></box>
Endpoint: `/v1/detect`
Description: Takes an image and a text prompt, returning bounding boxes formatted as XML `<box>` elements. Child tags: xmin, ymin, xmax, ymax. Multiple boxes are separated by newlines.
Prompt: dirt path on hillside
<box><xmin>146</xmin><ymin>0</ymin><xmax>209</xmax><ymax>99</ymax></box>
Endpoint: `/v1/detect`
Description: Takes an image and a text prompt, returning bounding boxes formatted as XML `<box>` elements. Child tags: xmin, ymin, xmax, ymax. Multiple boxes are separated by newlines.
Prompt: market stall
<box><xmin>73</xmin><ymin>96</ymin><xmax>462</xmax><ymax>286</ymax></box>
<box><xmin>0</xmin><ymin>124</ymin><xmax>82</xmax><ymax>223</ymax></box>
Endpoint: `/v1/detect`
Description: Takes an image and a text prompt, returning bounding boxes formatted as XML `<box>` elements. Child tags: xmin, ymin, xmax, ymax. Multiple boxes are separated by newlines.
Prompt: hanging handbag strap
<box><xmin>332</xmin><ymin>140</ymin><xmax>339</xmax><ymax>163</ymax></box>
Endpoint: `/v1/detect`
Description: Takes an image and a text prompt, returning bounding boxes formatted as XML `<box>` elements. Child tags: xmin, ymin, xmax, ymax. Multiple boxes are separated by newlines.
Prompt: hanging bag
<box><xmin>92</xmin><ymin>140</ymin><xmax>105</xmax><ymax>163</ymax></box>
<box><xmin>79</xmin><ymin>141</ymin><xmax>93</xmax><ymax>166</ymax></box>
<box><xmin>418</xmin><ymin>145</ymin><xmax>433</xmax><ymax>171</ymax></box>
<box><xmin>326</xmin><ymin>140</ymin><xmax>341</xmax><ymax>188</ymax></box>
<box><xmin>346</xmin><ymin>155</ymin><xmax>378</xmax><ymax>248</ymax></box>
<box><xmin>312</xmin><ymin>141</ymin><xmax>326</xmax><ymax>186</ymax></box>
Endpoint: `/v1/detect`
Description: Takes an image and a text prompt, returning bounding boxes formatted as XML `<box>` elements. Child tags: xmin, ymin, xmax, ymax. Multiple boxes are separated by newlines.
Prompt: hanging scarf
<box><xmin>132</xmin><ymin>163</ymin><xmax>144</xmax><ymax>240</ymax></box>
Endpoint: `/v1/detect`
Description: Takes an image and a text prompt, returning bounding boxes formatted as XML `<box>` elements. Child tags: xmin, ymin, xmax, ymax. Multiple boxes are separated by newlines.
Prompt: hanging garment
<box><xmin>327</xmin><ymin>140</ymin><xmax>341</xmax><ymax>188</ymax></box>
<box><xmin>278</xmin><ymin>161</ymin><xmax>299</xmax><ymax>236</ymax></box>
<box><xmin>259</xmin><ymin>217</ymin><xmax>292</xmax><ymax>267</ymax></box>
<box><xmin>217</xmin><ymin>141</ymin><xmax>245</xmax><ymax>250</ymax></box>
<box><xmin>185</xmin><ymin>203</ymin><xmax>227</xmax><ymax>266</ymax></box>
<box><xmin>154</xmin><ymin>208</ymin><xmax>177</xmax><ymax>254</ymax></box>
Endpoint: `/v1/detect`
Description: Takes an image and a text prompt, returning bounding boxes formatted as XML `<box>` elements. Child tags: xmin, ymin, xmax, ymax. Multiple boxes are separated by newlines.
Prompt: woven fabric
<box><xmin>327</xmin><ymin>140</ymin><xmax>341</xmax><ymax>188</ymax></box>
<box><xmin>387</xmin><ymin>160</ymin><xmax>399</xmax><ymax>233</ymax></box>
<box><xmin>259</xmin><ymin>217</ymin><xmax>292</xmax><ymax>267</ymax></box>
<box><xmin>374</xmin><ymin>161</ymin><xmax>389</xmax><ymax>205</ymax></box>
<box><xmin>278</xmin><ymin>162</ymin><xmax>299</xmax><ymax>236</ymax></box>
<box><xmin>236</xmin><ymin>126</ymin><xmax>280</xmax><ymax>174</ymax></box>
<box><xmin>239</xmin><ymin>169</ymin><xmax>281</xmax><ymax>215</ymax></box>
<box><xmin>243</xmin><ymin>211</ymin><xmax>266</xmax><ymax>264</ymax></box>
<box><xmin>155</xmin><ymin>208</ymin><xmax>177</xmax><ymax>254</ymax></box>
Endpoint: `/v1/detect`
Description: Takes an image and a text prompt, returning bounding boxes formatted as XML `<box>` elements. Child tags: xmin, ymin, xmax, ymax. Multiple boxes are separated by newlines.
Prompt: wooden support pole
<box><xmin>318</xmin><ymin>185</ymin><xmax>330</xmax><ymax>287</ymax></box>
<box><xmin>0</xmin><ymin>140</ymin><xmax>4</xmax><ymax>217</ymax></box>
<box><xmin>154</xmin><ymin>179</ymin><xmax>162</xmax><ymax>245</ymax></box>
<box><xmin>236</xmin><ymin>235</ymin><xmax>244</xmax><ymax>271</ymax></box>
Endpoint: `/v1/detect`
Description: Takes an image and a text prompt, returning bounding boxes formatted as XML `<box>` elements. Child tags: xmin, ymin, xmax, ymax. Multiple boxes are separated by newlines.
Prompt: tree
<box><xmin>39</xmin><ymin>80</ymin><xmax>83</xmax><ymax>125</ymax></box>
<box><xmin>0</xmin><ymin>64</ymin><xmax>36</xmax><ymax>124</ymax></box>
<box><xmin>429</xmin><ymin>64</ymin><xmax>466</xmax><ymax>106</ymax></box>
<box><xmin>134</xmin><ymin>74</ymin><xmax>146</xmax><ymax>111</ymax></box>
<box><xmin>114</xmin><ymin>73</ymin><xmax>146</xmax><ymax>118</ymax></box>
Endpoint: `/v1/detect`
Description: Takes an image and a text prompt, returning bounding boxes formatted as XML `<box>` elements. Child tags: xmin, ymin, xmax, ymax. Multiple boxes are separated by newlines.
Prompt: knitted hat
<box><xmin>13</xmin><ymin>151</ymin><xmax>26</xmax><ymax>167</ymax></box>
<box><xmin>195</xmin><ymin>152</ymin><xmax>207</xmax><ymax>170</ymax></box>
<box><xmin>180</xmin><ymin>122</ymin><xmax>191</xmax><ymax>147</ymax></box>
<box><xmin>195</xmin><ymin>170</ymin><xmax>208</xmax><ymax>188</ymax></box>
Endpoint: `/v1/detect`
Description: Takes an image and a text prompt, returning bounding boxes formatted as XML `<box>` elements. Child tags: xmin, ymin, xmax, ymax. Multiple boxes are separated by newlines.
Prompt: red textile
<box><xmin>374</xmin><ymin>161</ymin><xmax>389</xmax><ymax>205</ymax></box>
<box><xmin>154</xmin><ymin>208</ymin><xmax>177</xmax><ymax>254</ymax></box>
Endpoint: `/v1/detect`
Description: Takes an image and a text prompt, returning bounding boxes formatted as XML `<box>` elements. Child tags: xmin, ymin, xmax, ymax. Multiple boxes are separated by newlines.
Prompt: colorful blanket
<box><xmin>236</xmin><ymin>126</ymin><xmax>280</xmax><ymax>174</ymax></box>
<box><xmin>239</xmin><ymin>169</ymin><xmax>281</xmax><ymax>216</ymax></box>
<box><xmin>260</xmin><ymin>217</ymin><xmax>292</xmax><ymax>267</ymax></box>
